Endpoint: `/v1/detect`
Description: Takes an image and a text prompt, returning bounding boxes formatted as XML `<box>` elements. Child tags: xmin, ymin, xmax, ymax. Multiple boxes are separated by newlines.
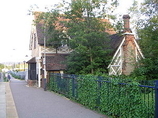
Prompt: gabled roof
<box><xmin>109</xmin><ymin>33</ymin><xmax>124</xmax><ymax>53</ymax></box>
<box><xmin>46</xmin><ymin>54</ymin><xmax>69</xmax><ymax>70</ymax></box>
<box><xmin>36</xmin><ymin>23</ymin><xmax>44</xmax><ymax>45</ymax></box>
<box><xmin>26</xmin><ymin>57</ymin><xmax>36</xmax><ymax>63</ymax></box>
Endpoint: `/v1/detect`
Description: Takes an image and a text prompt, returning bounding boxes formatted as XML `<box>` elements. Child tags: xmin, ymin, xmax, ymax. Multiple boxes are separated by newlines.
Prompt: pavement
<box><xmin>0</xmin><ymin>82</ymin><xmax>7</xmax><ymax>118</ymax></box>
<box><xmin>0</xmin><ymin>72</ymin><xmax>18</xmax><ymax>118</ymax></box>
<box><xmin>0</xmin><ymin>74</ymin><xmax>108</xmax><ymax>118</ymax></box>
<box><xmin>0</xmin><ymin>82</ymin><xmax>18</xmax><ymax>118</ymax></box>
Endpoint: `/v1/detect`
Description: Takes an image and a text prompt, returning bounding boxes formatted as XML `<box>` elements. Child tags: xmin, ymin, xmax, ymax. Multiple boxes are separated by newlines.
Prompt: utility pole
<box><xmin>43</xmin><ymin>15</ymin><xmax>47</xmax><ymax>91</ymax></box>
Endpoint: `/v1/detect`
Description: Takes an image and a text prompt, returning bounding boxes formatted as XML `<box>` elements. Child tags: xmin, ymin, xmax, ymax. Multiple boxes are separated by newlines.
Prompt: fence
<box><xmin>47</xmin><ymin>73</ymin><xmax>157</xmax><ymax>118</ymax></box>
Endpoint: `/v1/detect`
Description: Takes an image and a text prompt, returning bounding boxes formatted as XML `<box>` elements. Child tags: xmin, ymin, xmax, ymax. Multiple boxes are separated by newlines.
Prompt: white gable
<box><xmin>108</xmin><ymin>33</ymin><xmax>144</xmax><ymax>75</ymax></box>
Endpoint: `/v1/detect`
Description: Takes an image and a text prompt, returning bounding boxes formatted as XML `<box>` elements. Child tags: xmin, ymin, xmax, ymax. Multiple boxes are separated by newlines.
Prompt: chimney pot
<box><xmin>123</xmin><ymin>15</ymin><xmax>132</xmax><ymax>33</ymax></box>
<box><xmin>123</xmin><ymin>15</ymin><xmax>130</xmax><ymax>19</ymax></box>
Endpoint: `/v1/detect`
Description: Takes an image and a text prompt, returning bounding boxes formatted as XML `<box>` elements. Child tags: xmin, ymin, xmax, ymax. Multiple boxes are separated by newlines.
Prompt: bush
<box><xmin>77</xmin><ymin>75</ymin><xmax>98</xmax><ymax>109</ymax></box>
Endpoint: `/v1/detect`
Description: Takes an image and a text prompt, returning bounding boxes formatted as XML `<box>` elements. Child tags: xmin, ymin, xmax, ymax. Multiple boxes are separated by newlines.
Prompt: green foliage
<box><xmin>33</xmin><ymin>11</ymin><xmax>68</xmax><ymax>53</ymax></box>
<box><xmin>141</xmin><ymin>0</ymin><xmax>158</xmax><ymax>19</ymax></box>
<box><xmin>138</xmin><ymin>17</ymin><xmax>158</xmax><ymax>58</ymax></box>
<box><xmin>66</xmin><ymin>47</ymin><xmax>111</xmax><ymax>74</ymax></box>
<box><xmin>77</xmin><ymin>75</ymin><xmax>98</xmax><ymax>108</ymax></box>
<box><xmin>99</xmin><ymin>80</ymin><xmax>148</xmax><ymax>118</ymax></box>
<box><xmin>10</xmin><ymin>73</ymin><xmax>24</xmax><ymax>80</ymax></box>
<box><xmin>48</xmin><ymin>74</ymin><xmax>155</xmax><ymax>118</ymax></box>
<box><xmin>131</xmin><ymin>15</ymin><xmax>158</xmax><ymax>80</ymax></box>
<box><xmin>47</xmin><ymin>74</ymin><xmax>77</xmax><ymax>98</ymax></box>
<box><xmin>128</xmin><ymin>0</ymin><xmax>158</xmax><ymax>80</ymax></box>
<box><xmin>32</xmin><ymin>1</ymin><xmax>116</xmax><ymax>74</ymax></box>
<box><xmin>64</xmin><ymin>0</ymin><xmax>114</xmax><ymax>74</ymax></box>
<box><xmin>47</xmin><ymin>74</ymin><xmax>57</xmax><ymax>92</ymax></box>
<box><xmin>31</xmin><ymin>0</ymin><xmax>122</xmax><ymax>75</ymax></box>
<box><xmin>131</xmin><ymin>58</ymin><xmax>158</xmax><ymax>80</ymax></box>
<box><xmin>3</xmin><ymin>75</ymin><xmax>8</xmax><ymax>82</ymax></box>
<box><xmin>0</xmin><ymin>63</ymin><xmax>4</xmax><ymax>72</ymax></box>
<box><xmin>66</xmin><ymin>51</ymin><xmax>90</xmax><ymax>74</ymax></box>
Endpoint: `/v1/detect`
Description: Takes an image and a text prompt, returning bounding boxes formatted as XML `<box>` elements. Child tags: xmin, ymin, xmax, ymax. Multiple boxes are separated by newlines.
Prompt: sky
<box><xmin>0</xmin><ymin>0</ymin><xmax>136</xmax><ymax>63</ymax></box>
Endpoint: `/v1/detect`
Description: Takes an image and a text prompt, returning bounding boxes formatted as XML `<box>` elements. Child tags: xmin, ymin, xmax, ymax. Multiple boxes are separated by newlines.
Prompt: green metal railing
<box><xmin>47</xmin><ymin>74</ymin><xmax>78</xmax><ymax>98</ymax></box>
<box><xmin>47</xmin><ymin>73</ymin><xmax>157</xmax><ymax>118</ymax></box>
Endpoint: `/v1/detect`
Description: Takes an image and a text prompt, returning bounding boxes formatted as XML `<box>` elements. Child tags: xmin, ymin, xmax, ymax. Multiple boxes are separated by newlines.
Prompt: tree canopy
<box><xmin>129</xmin><ymin>0</ymin><xmax>158</xmax><ymax>80</ymax></box>
<box><xmin>0</xmin><ymin>63</ymin><xmax>4</xmax><ymax>72</ymax></box>
<box><xmin>33</xmin><ymin>11</ymin><xmax>68</xmax><ymax>53</ymax></box>
<box><xmin>64</xmin><ymin>0</ymin><xmax>116</xmax><ymax>74</ymax></box>
<box><xmin>33</xmin><ymin>0</ymin><xmax>118</xmax><ymax>75</ymax></box>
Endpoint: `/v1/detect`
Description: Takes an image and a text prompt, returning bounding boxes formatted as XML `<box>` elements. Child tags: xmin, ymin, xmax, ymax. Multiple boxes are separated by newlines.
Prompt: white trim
<box><xmin>135</xmin><ymin>47</ymin><xmax>138</xmax><ymax>62</ymax></box>
<box><xmin>123</xmin><ymin>33</ymin><xmax>134</xmax><ymax>35</ymax></box>
<box><xmin>108</xmin><ymin>35</ymin><xmax>144</xmax><ymax>75</ymax></box>
<box><xmin>108</xmin><ymin>37</ymin><xmax>125</xmax><ymax>68</ymax></box>
<box><xmin>133</xmin><ymin>39</ymin><xmax>145</xmax><ymax>59</ymax></box>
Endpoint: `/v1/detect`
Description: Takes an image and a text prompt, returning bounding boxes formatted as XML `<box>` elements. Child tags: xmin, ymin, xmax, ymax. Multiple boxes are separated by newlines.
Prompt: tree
<box><xmin>33</xmin><ymin>10</ymin><xmax>68</xmax><ymax>53</ymax></box>
<box><xmin>32</xmin><ymin>0</ymin><xmax>118</xmax><ymax>75</ymax></box>
<box><xmin>0</xmin><ymin>63</ymin><xmax>4</xmax><ymax>72</ymax></box>
<box><xmin>141</xmin><ymin>0</ymin><xmax>158</xmax><ymax>19</ymax></box>
<box><xmin>136</xmin><ymin>17</ymin><xmax>158</xmax><ymax>80</ymax></box>
<box><xmin>64</xmin><ymin>0</ymin><xmax>117</xmax><ymax>74</ymax></box>
<box><xmin>130</xmin><ymin>0</ymin><xmax>158</xmax><ymax>80</ymax></box>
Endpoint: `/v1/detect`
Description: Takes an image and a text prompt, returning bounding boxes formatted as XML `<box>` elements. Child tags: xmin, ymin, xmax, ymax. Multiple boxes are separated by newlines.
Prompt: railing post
<box><xmin>72</xmin><ymin>75</ymin><xmax>75</xmax><ymax>98</ymax></box>
<box><xmin>43</xmin><ymin>78</ymin><xmax>47</xmax><ymax>91</ymax></box>
<box><xmin>96</xmin><ymin>77</ymin><xmax>102</xmax><ymax>109</ymax></box>
<box><xmin>155</xmin><ymin>80</ymin><xmax>158</xmax><ymax>118</ymax></box>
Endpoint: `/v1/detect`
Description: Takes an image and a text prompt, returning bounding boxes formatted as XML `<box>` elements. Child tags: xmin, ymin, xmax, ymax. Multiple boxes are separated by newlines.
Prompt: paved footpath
<box><xmin>0</xmin><ymin>82</ymin><xmax>18</xmax><ymax>118</ymax></box>
<box><xmin>10</xmin><ymin>78</ymin><xmax>108</xmax><ymax>118</ymax></box>
<box><xmin>0</xmin><ymin>82</ymin><xmax>6</xmax><ymax>118</ymax></box>
<box><xmin>0</xmin><ymin>72</ymin><xmax>18</xmax><ymax>118</ymax></box>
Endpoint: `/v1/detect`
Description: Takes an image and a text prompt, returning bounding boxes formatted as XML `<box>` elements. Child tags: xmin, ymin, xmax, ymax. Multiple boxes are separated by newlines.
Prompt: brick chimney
<box><xmin>123</xmin><ymin>15</ymin><xmax>132</xmax><ymax>33</ymax></box>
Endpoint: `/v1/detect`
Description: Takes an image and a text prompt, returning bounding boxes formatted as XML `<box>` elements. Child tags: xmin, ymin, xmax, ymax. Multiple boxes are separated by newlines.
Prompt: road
<box><xmin>10</xmin><ymin>78</ymin><xmax>107</xmax><ymax>118</ymax></box>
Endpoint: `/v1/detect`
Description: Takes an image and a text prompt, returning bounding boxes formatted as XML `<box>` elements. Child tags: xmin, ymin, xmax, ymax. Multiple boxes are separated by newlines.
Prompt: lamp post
<box><xmin>44</xmin><ymin>29</ymin><xmax>46</xmax><ymax>79</ymax></box>
<box><xmin>43</xmin><ymin>15</ymin><xmax>47</xmax><ymax>91</ymax></box>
